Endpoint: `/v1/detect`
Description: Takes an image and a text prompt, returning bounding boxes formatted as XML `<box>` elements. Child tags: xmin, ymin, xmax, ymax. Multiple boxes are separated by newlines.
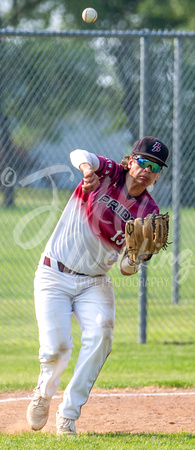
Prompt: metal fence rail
<box><xmin>0</xmin><ymin>29</ymin><xmax>194</xmax><ymax>344</ymax></box>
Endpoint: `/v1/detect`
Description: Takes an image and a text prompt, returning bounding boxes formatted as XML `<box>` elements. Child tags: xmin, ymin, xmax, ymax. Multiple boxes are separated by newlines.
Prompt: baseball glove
<box><xmin>125</xmin><ymin>213</ymin><xmax>169</xmax><ymax>266</ymax></box>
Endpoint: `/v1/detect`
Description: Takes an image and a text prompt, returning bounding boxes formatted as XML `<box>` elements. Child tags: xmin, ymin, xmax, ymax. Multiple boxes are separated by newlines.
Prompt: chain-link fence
<box><xmin>0</xmin><ymin>29</ymin><xmax>194</xmax><ymax>345</ymax></box>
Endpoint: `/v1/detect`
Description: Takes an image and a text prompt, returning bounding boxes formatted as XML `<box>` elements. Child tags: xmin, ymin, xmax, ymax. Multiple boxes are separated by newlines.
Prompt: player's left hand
<box><xmin>125</xmin><ymin>213</ymin><xmax>170</xmax><ymax>266</ymax></box>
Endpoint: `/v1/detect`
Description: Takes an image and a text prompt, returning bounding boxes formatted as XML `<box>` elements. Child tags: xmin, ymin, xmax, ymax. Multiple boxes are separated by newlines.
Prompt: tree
<box><xmin>0</xmin><ymin>0</ymin><xmax>194</xmax><ymax>31</ymax></box>
<box><xmin>0</xmin><ymin>0</ymin><xmax>194</xmax><ymax>208</ymax></box>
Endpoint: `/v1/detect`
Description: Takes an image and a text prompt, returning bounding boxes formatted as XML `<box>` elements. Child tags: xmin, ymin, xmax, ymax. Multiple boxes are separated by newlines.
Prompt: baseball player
<box><xmin>27</xmin><ymin>136</ymin><xmax>169</xmax><ymax>435</ymax></box>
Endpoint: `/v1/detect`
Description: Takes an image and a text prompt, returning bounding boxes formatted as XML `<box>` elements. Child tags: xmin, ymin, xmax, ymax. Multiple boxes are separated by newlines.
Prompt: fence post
<box><xmin>138</xmin><ymin>35</ymin><xmax>149</xmax><ymax>344</ymax></box>
<box><xmin>172</xmin><ymin>38</ymin><xmax>182</xmax><ymax>304</ymax></box>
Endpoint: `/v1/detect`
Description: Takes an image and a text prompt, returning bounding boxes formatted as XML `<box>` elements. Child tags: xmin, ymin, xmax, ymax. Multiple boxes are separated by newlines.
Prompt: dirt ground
<box><xmin>0</xmin><ymin>387</ymin><xmax>194</xmax><ymax>435</ymax></box>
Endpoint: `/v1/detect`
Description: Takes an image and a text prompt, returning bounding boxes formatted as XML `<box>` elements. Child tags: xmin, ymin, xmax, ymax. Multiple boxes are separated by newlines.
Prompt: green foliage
<box><xmin>1</xmin><ymin>0</ymin><xmax>194</xmax><ymax>31</ymax></box>
<box><xmin>1</xmin><ymin>35</ymin><xmax>127</xmax><ymax>150</ymax></box>
<box><xmin>138</xmin><ymin>0</ymin><xmax>195</xmax><ymax>30</ymax></box>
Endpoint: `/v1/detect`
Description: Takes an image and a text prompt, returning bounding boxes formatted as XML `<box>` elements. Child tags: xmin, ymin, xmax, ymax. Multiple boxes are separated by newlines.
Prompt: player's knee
<box><xmin>39</xmin><ymin>345</ymin><xmax>72</xmax><ymax>363</ymax></box>
<box><xmin>98</xmin><ymin>326</ymin><xmax>113</xmax><ymax>357</ymax></box>
<box><xmin>85</xmin><ymin>325</ymin><xmax>113</xmax><ymax>355</ymax></box>
<box><xmin>99</xmin><ymin>318</ymin><xmax>114</xmax><ymax>346</ymax></box>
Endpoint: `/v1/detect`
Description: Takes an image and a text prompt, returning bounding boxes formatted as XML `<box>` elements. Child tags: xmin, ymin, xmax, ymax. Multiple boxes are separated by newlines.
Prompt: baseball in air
<box><xmin>82</xmin><ymin>8</ymin><xmax>98</xmax><ymax>23</ymax></box>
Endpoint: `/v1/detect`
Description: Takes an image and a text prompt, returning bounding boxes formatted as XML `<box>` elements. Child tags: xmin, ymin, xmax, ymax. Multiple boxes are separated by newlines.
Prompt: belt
<box><xmin>43</xmin><ymin>256</ymin><xmax>86</xmax><ymax>276</ymax></box>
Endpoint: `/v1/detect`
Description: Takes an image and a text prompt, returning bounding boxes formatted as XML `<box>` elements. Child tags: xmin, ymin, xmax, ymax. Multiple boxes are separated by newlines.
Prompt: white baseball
<box><xmin>82</xmin><ymin>8</ymin><xmax>98</xmax><ymax>23</ymax></box>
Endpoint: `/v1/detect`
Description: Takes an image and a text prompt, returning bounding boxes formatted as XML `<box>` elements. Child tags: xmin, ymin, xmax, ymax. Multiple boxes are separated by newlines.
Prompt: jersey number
<box><xmin>110</xmin><ymin>230</ymin><xmax>126</xmax><ymax>246</ymax></box>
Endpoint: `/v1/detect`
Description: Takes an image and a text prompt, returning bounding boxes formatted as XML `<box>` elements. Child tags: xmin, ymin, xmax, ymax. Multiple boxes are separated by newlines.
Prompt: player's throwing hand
<box><xmin>80</xmin><ymin>163</ymin><xmax>100</xmax><ymax>193</ymax></box>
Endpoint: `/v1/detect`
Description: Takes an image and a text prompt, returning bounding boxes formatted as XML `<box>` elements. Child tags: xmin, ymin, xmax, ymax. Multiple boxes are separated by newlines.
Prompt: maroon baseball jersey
<box><xmin>44</xmin><ymin>154</ymin><xmax>159</xmax><ymax>275</ymax></box>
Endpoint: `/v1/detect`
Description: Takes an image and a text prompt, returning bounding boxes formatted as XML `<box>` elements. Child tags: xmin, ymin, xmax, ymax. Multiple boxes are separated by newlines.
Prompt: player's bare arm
<box><xmin>79</xmin><ymin>162</ymin><xmax>100</xmax><ymax>193</ymax></box>
<box><xmin>120</xmin><ymin>250</ymin><xmax>140</xmax><ymax>276</ymax></box>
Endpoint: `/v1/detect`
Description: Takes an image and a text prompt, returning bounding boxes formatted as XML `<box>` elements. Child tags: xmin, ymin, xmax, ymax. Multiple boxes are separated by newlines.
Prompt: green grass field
<box><xmin>0</xmin><ymin>341</ymin><xmax>195</xmax><ymax>391</ymax></box>
<box><xmin>0</xmin><ymin>189</ymin><xmax>194</xmax><ymax>447</ymax></box>
<box><xmin>0</xmin><ymin>432</ymin><xmax>195</xmax><ymax>449</ymax></box>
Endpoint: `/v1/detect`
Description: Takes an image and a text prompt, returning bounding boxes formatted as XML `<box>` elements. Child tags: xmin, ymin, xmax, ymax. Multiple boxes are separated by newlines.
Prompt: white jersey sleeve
<box><xmin>70</xmin><ymin>149</ymin><xmax>100</xmax><ymax>172</ymax></box>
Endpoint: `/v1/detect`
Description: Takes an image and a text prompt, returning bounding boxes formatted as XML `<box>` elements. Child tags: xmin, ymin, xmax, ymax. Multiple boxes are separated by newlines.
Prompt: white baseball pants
<box><xmin>34</xmin><ymin>264</ymin><xmax>115</xmax><ymax>420</ymax></box>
